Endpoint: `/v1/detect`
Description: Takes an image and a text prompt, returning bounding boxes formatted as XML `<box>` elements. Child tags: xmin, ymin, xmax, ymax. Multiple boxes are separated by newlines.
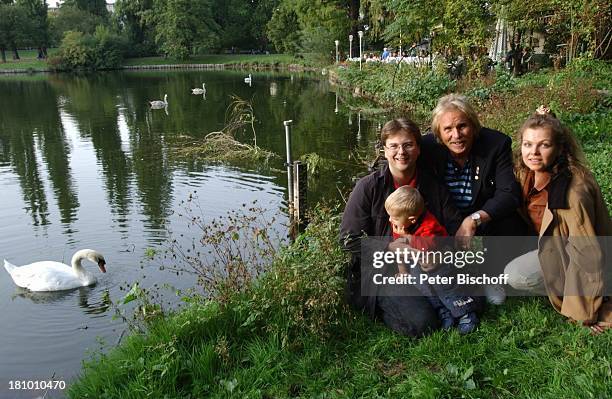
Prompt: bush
<box><xmin>336</xmin><ymin>63</ymin><xmax>455</xmax><ymax>111</ymax></box>
<box><xmin>54</xmin><ymin>26</ymin><xmax>126</xmax><ymax>71</ymax></box>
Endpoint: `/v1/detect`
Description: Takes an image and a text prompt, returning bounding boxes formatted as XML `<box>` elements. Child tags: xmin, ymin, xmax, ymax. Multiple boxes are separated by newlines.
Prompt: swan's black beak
<box><xmin>98</xmin><ymin>259</ymin><xmax>107</xmax><ymax>273</ymax></box>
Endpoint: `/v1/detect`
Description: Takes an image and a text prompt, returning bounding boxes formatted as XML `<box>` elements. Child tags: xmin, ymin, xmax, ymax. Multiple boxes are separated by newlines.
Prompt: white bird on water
<box><xmin>149</xmin><ymin>94</ymin><xmax>168</xmax><ymax>108</ymax></box>
<box><xmin>3</xmin><ymin>249</ymin><xmax>107</xmax><ymax>292</ymax></box>
<box><xmin>244</xmin><ymin>74</ymin><xmax>252</xmax><ymax>86</ymax></box>
<box><xmin>191</xmin><ymin>83</ymin><xmax>206</xmax><ymax>95</ymax></box>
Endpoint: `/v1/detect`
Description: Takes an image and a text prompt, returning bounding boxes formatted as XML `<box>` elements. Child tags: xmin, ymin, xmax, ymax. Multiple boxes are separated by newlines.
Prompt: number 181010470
<box><xmin>9</xmin><ymin>380</ymin><xmax>66</xmax><ymax>390</ymax></box>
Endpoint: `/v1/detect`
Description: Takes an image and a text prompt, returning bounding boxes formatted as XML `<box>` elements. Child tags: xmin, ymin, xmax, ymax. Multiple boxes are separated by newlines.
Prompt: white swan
<box><xmin>191</xmin><ymin>83</ymin><xmax>206</xmax><ymax>95</ymax></box>
<box><xmin>244</xmin><ymin>74</ymin><xmax>252</xmax><ymax>85</ymax></box>
<box><xmin>3</xmin><ymin>249</ymin><xmax>107</xmax><ymax>292</ymax></box>
<box><xmin>149</xmin><ymin>94</ymin><xmax>168</xmax><ymax>109</ymax></box>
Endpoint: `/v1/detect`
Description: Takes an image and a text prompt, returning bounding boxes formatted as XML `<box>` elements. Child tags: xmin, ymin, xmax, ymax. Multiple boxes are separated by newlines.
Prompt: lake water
<box><xmin>0</xmin><ymin>69</ymin><xmax>381</xmax><ymax>397</ymax></box>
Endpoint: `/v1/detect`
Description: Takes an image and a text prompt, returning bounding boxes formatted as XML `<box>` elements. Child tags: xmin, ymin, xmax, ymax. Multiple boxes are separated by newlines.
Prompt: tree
<box><xmin>49</xmin><ymin>5</ymin><xmax>105</xmax><ymax>45</ymax></box>
<box><xmin>215</xmin><ymin>0</ymin><xmax>279</xmax><ymax>51</ymax></box>
<box><xmin>0</xmin><ymin>3</ymin><xmax>30</xmax><ymax>61</ymax></box>
<box><xmin>113</xmin><ymin>0</ymin><xmax>156</xmax><ymax>56</ymax></box>
<box><xmin>17</xmin><ymin>0</ymin><xmax>49</xmax><ymax>58</ymax></box>
<box><xmin>267</xmin><ymin>3</ymin><xmax>300</xmax><ymax>54</ymax></box>
<box><xmin>213</xmin><ymin>0</ymin><xmax>253</xmax><ymax>50</ymax></box>
<box><xmin>153</xmin><ymin>0</ymin><xmax>219</xmax><ymax>59</ymax></box>
<box><xmin>63</xmin><ymin>0</ymin><xmax>108</xmax><ymax>18</ymax></box>
<box><xmin>267</xmin><ymin>0</ymin><xmax>354</xmax><ymax>60</ymax></box>
<box><xmin>249</xmin><ymin>0</ymin><xmax>280</xmax><ymax>50</ymax></box>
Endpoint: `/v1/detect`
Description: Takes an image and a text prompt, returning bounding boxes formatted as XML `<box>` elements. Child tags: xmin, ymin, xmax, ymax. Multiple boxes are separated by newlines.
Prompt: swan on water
<box><xmin>3</xmin><ymin>249</ymin><xmax>107</xmax><ymax>292</ymax></box>
<box><xmin>149</xmin><ymin>94</ymin><xmax>168</xmax><ymax>108</ymax></box>
<box><xmin>192</xmin><ymin>83</ymin><xmax>206</xmax><ymax>95</ymax></box>
<box><xmin>244</xmin><ymin>74</ymin><xmax>252</xmax><ymax>85</ymax></box>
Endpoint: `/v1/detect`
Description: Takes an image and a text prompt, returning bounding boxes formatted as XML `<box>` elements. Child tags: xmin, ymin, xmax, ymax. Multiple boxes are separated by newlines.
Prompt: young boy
<box><xmin>385</xmin><ymin>186</ymin><xmax>479</xmax><ymax>334</ymax></box>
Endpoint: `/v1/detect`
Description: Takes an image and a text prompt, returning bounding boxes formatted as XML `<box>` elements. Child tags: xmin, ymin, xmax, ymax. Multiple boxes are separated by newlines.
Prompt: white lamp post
<box><xmin>335</xmin><ymin>91</ymin><xmax>339</xmax><ymax>113</ymax></box>
<box><xmin>334</xmin><ymin>39</ymin><xmax>339</xmax><ymax>64</ymax></box>
<box><xmin>358</xmin><ymin>30</ymin><xmax>363</xmax><ymax>70</ymax></box>
<box><xmin>399</xmin><ymin>28</ymin><xmax>402</xmax><ymax>56</ymax></box>
<box><xmin>349</xmin><ymin>34</ymin><xmax>353</xmax><ymax>59</ymax></box>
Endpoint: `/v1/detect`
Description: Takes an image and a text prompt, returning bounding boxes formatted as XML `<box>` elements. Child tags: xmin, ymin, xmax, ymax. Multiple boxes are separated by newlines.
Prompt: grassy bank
<box><xmin>0</xmin><ymin>51</ymin><xmax>313</xmax><ymax>72</ymax></box>
<box><xmin>69</xmin><ymin>207</ymin><xmax>612</xmax><ymax>398</ymax></box>
<box><xmin>0</xmin><ymin>49</ymin><xmax>58</xmax><ymax>71</ymax></box>
<box><xmin>69</xmin><ymin>60</ymin><xmax>612</xmax><ymax>398</ymax></box>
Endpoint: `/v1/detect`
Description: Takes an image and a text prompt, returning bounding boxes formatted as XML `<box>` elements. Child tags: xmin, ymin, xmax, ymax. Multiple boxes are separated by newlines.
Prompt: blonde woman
<box><xmin>504</xmin><ymin>106</ymin><xmax>611</xmax><ymax>333</ymax></box>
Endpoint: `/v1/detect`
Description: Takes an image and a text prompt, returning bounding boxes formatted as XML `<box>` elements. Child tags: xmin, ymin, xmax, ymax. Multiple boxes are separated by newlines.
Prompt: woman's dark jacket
<box><xmin>339</xmin><ymin>164</ymin><xmax>463</xmax><ymax>316</ymax></box>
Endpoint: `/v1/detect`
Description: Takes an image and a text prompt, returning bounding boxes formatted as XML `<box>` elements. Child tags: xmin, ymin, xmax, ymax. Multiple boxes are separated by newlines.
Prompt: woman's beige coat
<box><xmin>538</xmin><ymin>170</ymin><xmax>611</xmax><ymax>323</ymax></box>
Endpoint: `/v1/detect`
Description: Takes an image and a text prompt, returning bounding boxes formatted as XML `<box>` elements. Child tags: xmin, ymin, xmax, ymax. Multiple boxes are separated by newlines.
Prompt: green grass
<box><xmin>68</xmin><ymin>207</ymin><xmax>612</xmax><ymax>398</ymax></box>
<box><xmin>0</xmin><ymin>48</ymin><xmax>58</xmax><ymax>70</ymax></box>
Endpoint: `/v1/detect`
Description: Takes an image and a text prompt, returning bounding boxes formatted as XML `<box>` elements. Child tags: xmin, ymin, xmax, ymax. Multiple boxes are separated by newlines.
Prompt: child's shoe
<box><xmin>457</xmin><ymin>312</ymin><xmax>479</xmax><ymax>334</ymax></box>
<box><xmin>438</xmin><ymin>307</ymin><xmax>455</xmax><ymax>330</ymax></box>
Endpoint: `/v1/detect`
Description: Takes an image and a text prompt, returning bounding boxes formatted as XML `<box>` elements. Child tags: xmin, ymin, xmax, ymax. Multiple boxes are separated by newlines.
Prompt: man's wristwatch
<box><xmin>470</xmin><ymin>212</ymin><xmax>482</xmax><ymax>227</ymax></box>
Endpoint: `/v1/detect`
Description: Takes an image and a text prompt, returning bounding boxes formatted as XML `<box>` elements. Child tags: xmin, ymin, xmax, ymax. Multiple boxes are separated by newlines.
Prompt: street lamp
<box><xmin>348</xmin><ymin>34</ymin><xmax>353</xmax><ymax>59</ymax></box>
<box><xmin>399</xmin><ymin>28</ymin><xmax>402</xmax><ymax>56</ymax></box>
<box><xmin>335</xmin><ymin>91</ymin><xmax>339</xmax><ymax>113</ymax></box>
<box><xmin>334</xmin><ymin>40</ymin><xmax>339</xmax><ymax>64</ymax></box>
<box><xmin>358</xmin><ymin>30</ymin><xmax>363</xmax><ymax>70</ymax></box>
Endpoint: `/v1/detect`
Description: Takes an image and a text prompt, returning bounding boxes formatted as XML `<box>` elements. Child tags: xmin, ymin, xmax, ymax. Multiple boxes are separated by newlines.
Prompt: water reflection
<box><xmin>0</xmin><ymin>71</ymin><xmax>383</xmax><ymax>229</ymax></box>
<box><xmin>11</xmin><ymin>286</ymin><xmax>111</xmax><ymax>314</ymax></box>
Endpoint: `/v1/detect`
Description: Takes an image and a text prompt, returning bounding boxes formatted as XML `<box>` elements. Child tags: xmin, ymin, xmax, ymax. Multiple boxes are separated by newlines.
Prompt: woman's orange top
<box><xmin>523</xmin><ymin>171</ymin><xmax>552</xmax><ymax>233</ymax></box>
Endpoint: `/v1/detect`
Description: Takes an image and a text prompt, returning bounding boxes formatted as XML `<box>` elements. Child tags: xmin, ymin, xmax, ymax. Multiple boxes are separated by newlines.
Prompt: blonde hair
<box><xmin>385</xmin><ymin>186</ymin><xmax>425</xmax><ymax>218</ymax></box>
<box><xmin>431</xmin><ymin>94</ymin><xmax>481</xmax><ymax>141</ymax></box>
<box><xmin>514</xmin><ymin>111</ymin><xmax>588</xmax><ymax>184</ymax></box>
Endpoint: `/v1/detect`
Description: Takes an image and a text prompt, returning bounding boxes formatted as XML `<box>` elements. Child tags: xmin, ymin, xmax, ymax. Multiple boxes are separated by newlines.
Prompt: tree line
<box><xmin>0</xmin><ymin>0</ymin><xmax>609</xmax><ymax>69</ymax></box>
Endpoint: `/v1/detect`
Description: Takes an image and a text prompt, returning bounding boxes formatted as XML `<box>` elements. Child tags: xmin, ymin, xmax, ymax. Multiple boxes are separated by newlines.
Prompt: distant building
<box><xmin>48</xmin><ymin>2</ymin><xmax>60</xmax><ymax>14</ymax></box>
<box><xmin>46</xmin><ymin>1</ymin><xmax>115</xmax><ymax>14</ymax></box>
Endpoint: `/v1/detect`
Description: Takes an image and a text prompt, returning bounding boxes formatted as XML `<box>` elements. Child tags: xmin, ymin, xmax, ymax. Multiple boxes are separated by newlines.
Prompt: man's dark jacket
<box><xmin>419</xmin><ymin>127</ymin><xmax>521</xmax><ymax>221</ymax></box>
<box><xmin>339</xmin><ymin>164</ymin><xmax>463</xmax><ymax>316</ymax></box>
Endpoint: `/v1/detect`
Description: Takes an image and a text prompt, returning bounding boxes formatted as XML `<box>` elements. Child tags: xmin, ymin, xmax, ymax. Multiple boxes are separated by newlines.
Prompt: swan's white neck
<box><xmin>71</xmin><ymin>249</ymin><xmax>95</xmax><ymax>278</ymax></box>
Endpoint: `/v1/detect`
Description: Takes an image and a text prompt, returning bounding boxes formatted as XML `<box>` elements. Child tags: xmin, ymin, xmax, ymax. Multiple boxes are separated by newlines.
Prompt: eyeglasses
<box><xmin>384</xmin><ymin>142</ymin><xmax>415</xmax><ymax>152</ymax></box>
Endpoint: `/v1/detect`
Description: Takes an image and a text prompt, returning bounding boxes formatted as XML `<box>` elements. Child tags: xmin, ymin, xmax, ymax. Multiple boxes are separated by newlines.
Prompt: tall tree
<box><xmin>212</xmin><ymin>0</ymin><xmax>279</xmax><ymax>51</ymax></box>
<box><xmin>268</xmin><ymin>0</ymin><xmax>355</xmax><ymax>60</ymax></box>
<box><xmin>63</xmin><ymin>0</ymin><xmax>108</xmax><ymax>18</ymax></box>
<box><xmin>267</xmin><ymin>3</ymin><xmax>300</xmax><ymax>54</ymax></box>
<box><xmin>113</xmin><ymin>0</ymin><xmax>156</xmax><ymax>56</ymax></box>
<box><xmin>153</xmin><ymin>0</ymin><xmax>219</xmax><ymax>59</ymax></box>
<box><xmin>49</xmin><ymin>5</ymin><xmax>105</xmax><ymax>45</ymax></box>
<box><xmin>17</xmin><ymin>0</ymin><xmax>49</xmax><ymax>58</ymax></box>
<box><xmin>0</xmin><ymin>2</ymin><xmax>30</xmax><ymax>61</ymax></box>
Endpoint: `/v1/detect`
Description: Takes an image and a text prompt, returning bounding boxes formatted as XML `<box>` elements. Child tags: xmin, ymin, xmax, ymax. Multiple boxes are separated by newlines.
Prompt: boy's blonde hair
<box><xmin>385</xmin><ymin>186</ymin><xmax>425</xmax><ymax>217</ymax></box>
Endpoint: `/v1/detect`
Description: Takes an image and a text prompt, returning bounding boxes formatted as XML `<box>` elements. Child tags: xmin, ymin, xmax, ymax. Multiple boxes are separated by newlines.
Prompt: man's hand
<box><xmin>455</xmin><ymin>210</ymin><xmax>490</xmax><ymax>248</ymax></box>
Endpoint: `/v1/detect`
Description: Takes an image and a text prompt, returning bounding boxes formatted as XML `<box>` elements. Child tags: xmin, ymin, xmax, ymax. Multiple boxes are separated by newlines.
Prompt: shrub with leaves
<box><xmin>336</xmin><ymin>63</ymin><xmax>455</xmax><ymax>111</ymax></box>
<box><xmin>52</xmin><ymin>26</ymin><xmax>126</xmax><ymax>71</ymax></box>
<box><xmin>239</xmin><ymin>205</ymin><xmax>350</xmax><ymax>340</ymax></box>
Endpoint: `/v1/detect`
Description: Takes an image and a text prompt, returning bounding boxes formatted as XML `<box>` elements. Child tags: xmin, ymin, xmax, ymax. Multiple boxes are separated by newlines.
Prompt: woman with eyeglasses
<box><xmin>340</xmin><ymin>118</ymin><xmax>468</xmax><ymax>337</ymax></box>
